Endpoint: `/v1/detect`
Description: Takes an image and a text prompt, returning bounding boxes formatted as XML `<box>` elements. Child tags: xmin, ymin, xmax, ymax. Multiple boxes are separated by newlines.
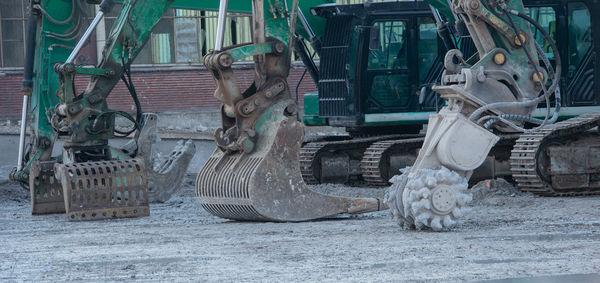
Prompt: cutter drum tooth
<box><xmin>29</xmin><ymin>161</ymin><xmax>65</xmax><ymax>214</ymax></box>
<box><xmin>196</xmin><ymin>116</ymin><xmax>386</xmax><ymax>222</ymax></box>
<box><xmin>54</xmin><ymin>159</ymin><xmax>150</xmax><ymax>221</ymax></box>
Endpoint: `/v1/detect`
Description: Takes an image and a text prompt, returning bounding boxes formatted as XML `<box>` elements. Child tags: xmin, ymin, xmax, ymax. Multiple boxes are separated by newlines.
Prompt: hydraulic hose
<box><xmin>43</xmin><ymin>0</ymin><xmax>91</xmax><ymax>40</ymax></box>
<box><xmin>293</xmin><ymin>35</ymin><xmax>319</xmax><ymax>85</ymax></box>
<box><xmin>513</xmin><ymin>9</ymin><xmax>562</xmax><ymax>116</ymax></box>
<box><xmin>34</xmin><ymin>0</ymin><xmax>76</xmax><ymax>25</ymax></box>
<box><xmin>469</xmin><ymin>6</ymin><xmax>562</xmax><ymax>133</ymax></box>
<box><xmin>480</xmin><ymin>87</ymin><xmax>562</xmax><ymax>129</ymax></box>
<box><xmin>44</xmin><ymin>12</ymin><xmax>82</xmax><ymax>40</ymax></box>
<box><xmin>22</xmin><ymin>9</ymin><xmax>38</xmax><ymax>95</ymax></box>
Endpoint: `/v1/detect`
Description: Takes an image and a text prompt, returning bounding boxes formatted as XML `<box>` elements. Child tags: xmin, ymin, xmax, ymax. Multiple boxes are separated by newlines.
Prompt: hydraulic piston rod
<box><xmin>65</xmin><ymin>13</ymin><xmax>103</xmax><ymax>64</ymax></box>
<box><xmin>214</xmin><ymin>0</ymin><xmax>228</xmax><ymax>51</ymax></box>
<box><xmin>16</xmin><ymin>8</ymin><xmax>39</xmax><ymax>171</ymax></box>
<box><xmin>16</xmin><ymin>97</ymin><xmax>28</xmax><ymax>171</ymax></box>
<box><xmin>65</xmin><ymin>0</ymin><xmax>114</xmax><ymax>64</ymax></box>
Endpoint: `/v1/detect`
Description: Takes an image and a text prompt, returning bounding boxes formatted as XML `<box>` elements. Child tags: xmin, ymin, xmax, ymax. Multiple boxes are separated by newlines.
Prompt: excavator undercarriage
<box><xmin>511</xmin><ymin>112</ymin><xmax>600</xmax><ymax>196</ymax></box>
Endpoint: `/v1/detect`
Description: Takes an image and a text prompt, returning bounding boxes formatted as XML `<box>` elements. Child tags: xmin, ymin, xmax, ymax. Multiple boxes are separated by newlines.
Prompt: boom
<box><xmin>195</xmin><ymin>0</ymin><xmax>386</xmax><ymax>221</ymax></box>
<box><xmin>11</xmin><ymin>0</ymin><xmax>371</xmax><ymax>221</ymax></box>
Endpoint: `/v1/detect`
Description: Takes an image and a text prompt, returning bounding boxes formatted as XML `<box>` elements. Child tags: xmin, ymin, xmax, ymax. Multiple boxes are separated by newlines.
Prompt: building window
<box><xmin>0</xmin><ymin>0</ymin><xmax>27</xmax><ymax>68</ymax></box>
<box><xmin>104</xmin><ymin>7</ymin><xmax>253</xmax><ymax>65</ymax></box>
<box><xmin>0</xmin><ymin>2</ymin><xmax>253</xmax><ymax>69</ymax></box>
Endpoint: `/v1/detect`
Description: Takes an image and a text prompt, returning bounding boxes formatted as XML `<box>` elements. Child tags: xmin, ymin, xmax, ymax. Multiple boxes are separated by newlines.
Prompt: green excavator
<box><xmin>384</xmin><ymin>0</ymin><xmax>600</xmax><ymax>231</ymax></box>
<box><xmin>11</xmin><ymin>0</ymin><xmax>205</xmax><ymax>219</ymax></box>
<box><xmin>10</xmin><ymin>0</ymin><xmax>599</xmax><ymax>231</ymax></box>
<box><xmin>299</xmin><ymin>0</ymin><xmax>600</xmax><ymax>188</ymax></box>
<box><xmin>196</xmin><ymin>0</ymin><xmax>600</xmax><ymax>230</ymax></box>
<box><xmin>10</xmin><ymin>0</ymin><xmax>388</xmax><ymax>221</ymax></box>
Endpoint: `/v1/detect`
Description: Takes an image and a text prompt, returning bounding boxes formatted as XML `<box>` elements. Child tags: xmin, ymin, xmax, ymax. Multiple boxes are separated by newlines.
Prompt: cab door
<box><xmin>416</xmin><ymin>16</ymin><xmax>445</xmax><ymax>111</ymax></box>
<box><xmin>524</xmin><ymin>0</ymin><xmax>599</xmax><ymax>107</ymax></box>
<box><xmin>564</xmin><ymin>1</ymin><xmax>597</xmax><ymax>106</ymax></box>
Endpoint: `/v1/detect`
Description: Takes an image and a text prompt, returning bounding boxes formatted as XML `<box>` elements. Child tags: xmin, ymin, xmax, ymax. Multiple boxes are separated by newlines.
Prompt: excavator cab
<box><xmin>304</xmin><ymin>1</ymin><xmax>447</xmax><ymax>133</ymax></box>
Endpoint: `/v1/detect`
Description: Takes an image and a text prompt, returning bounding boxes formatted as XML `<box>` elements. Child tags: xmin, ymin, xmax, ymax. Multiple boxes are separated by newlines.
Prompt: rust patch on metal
<box><xmin>29</xmin><ymin>161</ymin><xmax>65</xmax><ymax>215</ymax></box>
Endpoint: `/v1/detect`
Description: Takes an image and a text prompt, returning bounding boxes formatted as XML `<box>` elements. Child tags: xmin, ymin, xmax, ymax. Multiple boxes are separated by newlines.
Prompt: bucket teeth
<box><xmin>54</xmin><ymin>159</ymin><xmax>150</xmax><ymax>221</ymax></box>
<box><xmin>196</xmin><ymin>116</ymin><xmax>385</xmax><ymax>222</ymax></box>
<box><xmin>29</xmin><ymin>161</ymin><xmax>65</xmax><ymax>215</ymax></box>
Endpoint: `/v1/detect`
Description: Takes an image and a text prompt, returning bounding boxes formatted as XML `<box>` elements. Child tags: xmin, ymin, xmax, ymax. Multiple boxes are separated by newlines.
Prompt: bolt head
<box><xmin>242</xmin><ymin>103</ymin><xmax>255</xmax><ymax>115</ymax></box>
<box><xmin>493</xmin><ymin>53</ymin><xmax>506</xmax><ymax>65</ymax></box>
<box><xmin>217</xmin><ymin>53</ymin><xmax>233</xmax><ymax>67</ymax></box>
<box><xmin>514</xmin><ymin>33</ymin><xmax>526</xmax><ymax>46</ymax></box>
<box><xmin>469</xmin><ymin>1</ymin><xmax>479</xmax><ymax>9</ymax></box>
<box><xmin>254</xmin><ymin>97</ymin><xmax>265</xmax><ymax>106</ymax></box>
<box><xmin>532</xmin><ymin>71</ymin><xmax>544</xmax><ymax>83</ymax></box>
<box><xmin>275</xmin><ymin>42</ymin><xmax>285</xmax><ymax>54</ymax></box>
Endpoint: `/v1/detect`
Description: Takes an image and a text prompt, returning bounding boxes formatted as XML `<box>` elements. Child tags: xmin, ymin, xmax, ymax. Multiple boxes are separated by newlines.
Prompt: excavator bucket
<box><xmin>129</xmin><ymin>113</ymin><xmax>196</xmax><ymax>203</ymax></box>
<box><xmin>196</xmin><ymin>0</ymin><xmax>384</xmax><ymax>221</ymax></box>
<box><xmin>196</xmin><ymin>103</ymin><xmax>386</xmax><ymax>222</ymax></box>
<box><xmin>45</xmin><ymin>113</ymin><xmax>194</xmax><ymax>221</ymax></box>
<box><xmin>54</xmin><ymin>159</ymin><xmax>150</xmax><ymax>221</ymax></box>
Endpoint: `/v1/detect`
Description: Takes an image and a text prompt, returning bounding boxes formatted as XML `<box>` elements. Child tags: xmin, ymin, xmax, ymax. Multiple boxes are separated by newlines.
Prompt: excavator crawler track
<box><xmin>362</xmin><ymin>134</ymin><xmax>520</xmax><ymax>186</ymax></box>
<box><xmin>510</xmin><ymin>112</ymin><xmax>600</xmax><ymax>196</ymax></box>
<box><xmin>299</xmin><ymin>135</ymin><xmax>417</xmax><ymax>184</ymax></box>
<box><xmin>299</xmin><ymin>143</ymin><xmax>325</xmax><ymax>184</ymax></box>
<box><xmin>361</xmin><ymin>138</ymin><xmax>425</xmax><ymax>185</ymax></box>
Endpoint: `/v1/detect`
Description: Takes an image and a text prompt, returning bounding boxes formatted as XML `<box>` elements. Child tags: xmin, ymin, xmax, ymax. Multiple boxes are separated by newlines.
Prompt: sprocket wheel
<box><xmin>385</xmin><ymin>167</ymin><xmax>471</xmax><ymax>231</ymax></box>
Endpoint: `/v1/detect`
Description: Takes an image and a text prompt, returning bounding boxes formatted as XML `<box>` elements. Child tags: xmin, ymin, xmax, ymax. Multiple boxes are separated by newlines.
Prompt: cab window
<box><xmin>524</xmin><ymin>7</ymin><xmax>556</xmax><ymax>59</ymax></box>
<box><xmin>368</xmin><ymin>20</ymin><xmax>407</xmax><ymax>70</ymax></box>
<box><xmin>417</xmin><ymin>17</ymin><xmax>438</xmax><ymax>81</ymax></box>
<box><xmin>567</xmin><ymin>2</ymin><xmax>592</xmax><ymax>75</ymax></box>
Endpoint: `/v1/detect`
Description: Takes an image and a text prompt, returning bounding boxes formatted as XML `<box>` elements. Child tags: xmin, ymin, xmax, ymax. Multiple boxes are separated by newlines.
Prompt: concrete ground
<box><xmin>0</xmin><ymin>135</ymin><xmax>599</xmax><ymax>282</ymax></box>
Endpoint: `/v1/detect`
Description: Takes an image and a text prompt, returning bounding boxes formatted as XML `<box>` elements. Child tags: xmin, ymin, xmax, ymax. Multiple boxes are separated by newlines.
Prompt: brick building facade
<box><xmin>0</xmin><ymin>63</ymin><xmax>317</xmax><ymax>119</ymax></box>
<box><xmin>0</xmin><ymin>1</ymin><xmax>319</xmax><ymax>119</ymax></box>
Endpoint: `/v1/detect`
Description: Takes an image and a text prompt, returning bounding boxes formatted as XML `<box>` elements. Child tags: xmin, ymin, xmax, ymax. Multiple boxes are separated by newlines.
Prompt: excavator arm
<box><xmin>52</xmin><ymin>0</ymin><xmax>198</xmax><ymax>210</ymax></box>
<box><xmin>385</xmin><ymin>0</ymin><xmax>561</xmax><ymax>230</ymax></box>
<box><xmin>11</xmin><ymin>0</ymin><xmax>345</xmax><ymax>221</ymax></box>
<box><xmin>196</xmin><ymin>0</ymin><xmax>386</xmax><ymax>221</ymax></box>
<box><xmin>14</xmin><ymin>0</ymin><xmax>197</xmax><ymax>219</ymax></box>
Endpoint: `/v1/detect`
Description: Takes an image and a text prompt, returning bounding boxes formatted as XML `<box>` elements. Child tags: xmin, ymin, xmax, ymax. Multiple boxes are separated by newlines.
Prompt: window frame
<box><xmin>0</xmin><ymin>3</ymin><xmax>255</xmax><ymax>70</ymax></box>
<box><xmin>0</xmin><ymin>0</ymin><xmax>27</xmax><ymax>69</ymax></box>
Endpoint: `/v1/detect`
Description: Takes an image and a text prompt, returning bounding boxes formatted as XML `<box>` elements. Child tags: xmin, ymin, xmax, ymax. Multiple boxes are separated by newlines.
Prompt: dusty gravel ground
<box><xmin>0</xmin><ymin>176</ymin><xmax>599</xmax><ymax>282</ymax></box>
<box><xmin>0</xmin><ymin>136</ymin><xmax>599</xmax><ymax>282</ymax></box>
